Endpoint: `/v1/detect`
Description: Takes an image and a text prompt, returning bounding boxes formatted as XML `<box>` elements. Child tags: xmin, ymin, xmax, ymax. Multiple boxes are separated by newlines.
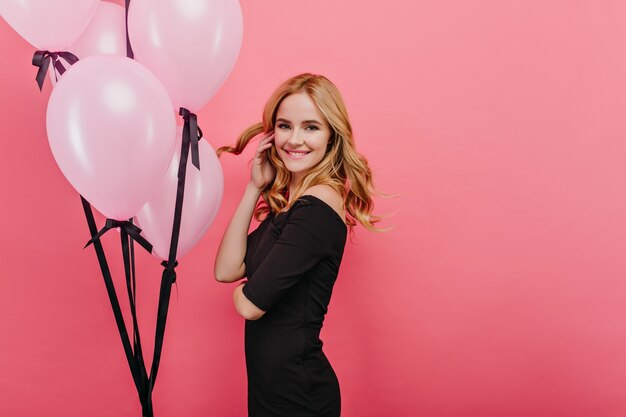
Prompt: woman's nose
<box><xmin>288</xmin><ymin>129</ymin><xmax>304</xmax><ymax>145</ymax></box>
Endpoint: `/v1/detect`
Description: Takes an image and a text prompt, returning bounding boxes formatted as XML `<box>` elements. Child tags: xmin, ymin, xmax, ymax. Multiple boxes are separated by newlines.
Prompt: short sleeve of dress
<box><xmin>242</xmin><ymin>200</ymin><xmax>338</xmax><ymax>312</ymax></box>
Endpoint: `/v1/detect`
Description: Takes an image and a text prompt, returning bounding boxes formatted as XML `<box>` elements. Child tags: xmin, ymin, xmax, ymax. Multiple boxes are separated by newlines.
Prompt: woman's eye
<box><xmin>277</xmin><ymin>123</ymin><xmax>290</xmax><ymax>130</ymax></box>
<box><xmin>305</xmin><ymin>125</ymin><xmax>319</xmax><ymax>131</ymax></box>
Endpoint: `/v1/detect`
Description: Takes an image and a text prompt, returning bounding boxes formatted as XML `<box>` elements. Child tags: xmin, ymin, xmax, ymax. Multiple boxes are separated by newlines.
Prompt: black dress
<box><xmin>242</xmin><ymin>194</ymin><xmax>347</xmax><ymax>417</ymax></box>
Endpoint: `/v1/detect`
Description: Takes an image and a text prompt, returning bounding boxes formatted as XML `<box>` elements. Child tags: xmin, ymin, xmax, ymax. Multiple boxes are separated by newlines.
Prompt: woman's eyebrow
<box><xmin>276</xmin><ymin>118</ymin><xmax>322</xmax><ymax>125</ymax></box>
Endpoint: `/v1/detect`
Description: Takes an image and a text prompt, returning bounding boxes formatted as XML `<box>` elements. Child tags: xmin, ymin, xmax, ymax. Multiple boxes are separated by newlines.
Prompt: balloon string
<box><xmin>80</xmin><ymin>196</ymin><xmax>151</xmax><ymax>412</ymax></box>
<box><xmin>125</xmin><ymin>0</ymin><xmax>134</xmax><ymax>59</ymax></box>
<box><xmin>145</xmin><ymin>112</ymin><xmax>194</xmax><ymax>397</ymax></box>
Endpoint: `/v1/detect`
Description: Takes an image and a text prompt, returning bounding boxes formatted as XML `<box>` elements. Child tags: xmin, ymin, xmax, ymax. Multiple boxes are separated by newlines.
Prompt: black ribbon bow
<box><xmin>179</xmin><ymin>107</ymin><xmax>203</xmax><ymax>171</ymax></box>
<box><xmin>84</xmin><ymin>218</ymin><xmax>153</xmax><ymax>254</ymax></box>
<box><xmin>32</xmin><ymin>50</ymin><xmax>78</xmax><ymax>91</ymax></box>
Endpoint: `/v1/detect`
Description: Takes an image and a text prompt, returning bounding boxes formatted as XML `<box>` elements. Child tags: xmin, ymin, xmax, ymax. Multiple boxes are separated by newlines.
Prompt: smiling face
<box><xmin>274</xmin><ymin>92</ymin><xmax>332</xmax><ymax>185</ymax></box>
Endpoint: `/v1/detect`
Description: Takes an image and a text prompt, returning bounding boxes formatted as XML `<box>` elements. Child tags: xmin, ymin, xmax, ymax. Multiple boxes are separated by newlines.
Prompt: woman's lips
<box><xmin>284</xmin><ymin>149</ymin><xmax>310</xmax><ymax>159</ymax></box>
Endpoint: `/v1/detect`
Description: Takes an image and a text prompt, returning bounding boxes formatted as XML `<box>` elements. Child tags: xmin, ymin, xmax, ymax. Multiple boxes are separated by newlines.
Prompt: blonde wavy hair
<box><xmin>217</xmin><ymin>73</ymin><xmax>385</xmax><ymax>232</ymax></box>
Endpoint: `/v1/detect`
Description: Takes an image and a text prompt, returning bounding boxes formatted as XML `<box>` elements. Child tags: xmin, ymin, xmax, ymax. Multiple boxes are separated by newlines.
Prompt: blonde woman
<box><xmin>215</xmin><ymin>73</ymin><xmax>382</xmax><ymax>417</ymax></box>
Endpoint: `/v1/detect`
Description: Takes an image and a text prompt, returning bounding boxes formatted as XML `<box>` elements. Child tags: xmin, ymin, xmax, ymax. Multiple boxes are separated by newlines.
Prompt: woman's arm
<box><xmin>213</xmin><ymin>183</ymin><xmax>262</xmax><ymax>283</ymax></box>
<box><xmin>233</xmin><ymin>282</ymin><xmax>265</xmax><ymax>320</ymax></box>
<box><xmin>214</xmin><ymin>132</ymin><xmax>275</xmax><ymax>283</ymax></box>
<box><xmin>239</xmin><ymin>199</ymin><xmax>337</xmax><ymax>317</ymax></box>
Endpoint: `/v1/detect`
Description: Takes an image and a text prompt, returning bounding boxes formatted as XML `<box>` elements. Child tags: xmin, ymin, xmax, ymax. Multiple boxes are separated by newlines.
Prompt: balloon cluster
<box><xmin>1</xmin><ymin>0</ymin><xmax>242</xmax><ymax>260</ymax></box>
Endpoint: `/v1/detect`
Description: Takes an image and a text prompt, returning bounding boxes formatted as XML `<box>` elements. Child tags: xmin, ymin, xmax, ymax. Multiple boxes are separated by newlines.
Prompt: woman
<box><xmin>214</xmin><ymin>73</ymin><xmax>382</xmax><ymax>417</ymax></box>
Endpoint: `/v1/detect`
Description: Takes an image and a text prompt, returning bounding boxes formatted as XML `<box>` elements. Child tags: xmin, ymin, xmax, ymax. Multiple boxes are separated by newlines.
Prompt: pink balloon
<box><xmin>1</xmin><ymin>0</ymin><xmax>99</xmax><ymax>50</ymax></box>
<box><xmin>46</xmin><ymin>55</ymin><xmax>177</xmax><ymax>220</ymax></box>
<box><xmin>49</xmin><ymin>2</ymin><xmax>127</xmax><ymax>85</ymax></box>
<box><xmin>70</xmin><ymin>1</ymin><xmax>126</xmax><ymax>57</ymax></box>
<box><xmin>135</xmin><ymin>127</ymin><xmax>224</xmax><ymax>261</ymax></box>
<box><xmin>128</xmin><ymin>0</ymin><xmax>243</xmax><ymax>112</ymax></box>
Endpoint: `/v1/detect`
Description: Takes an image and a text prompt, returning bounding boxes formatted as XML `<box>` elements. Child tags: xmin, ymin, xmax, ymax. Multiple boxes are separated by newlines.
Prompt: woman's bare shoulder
<box><xmin>302</xmin><ymin>185</ymin><xmax>345</xmax><ymax>222</ymax></box>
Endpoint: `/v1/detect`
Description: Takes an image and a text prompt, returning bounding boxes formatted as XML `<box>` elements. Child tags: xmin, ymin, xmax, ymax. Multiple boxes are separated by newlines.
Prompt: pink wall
<box><xmin>2</xmin><ymin>1</ymin><xmax>626</xmax><ymax>416</ymax></box>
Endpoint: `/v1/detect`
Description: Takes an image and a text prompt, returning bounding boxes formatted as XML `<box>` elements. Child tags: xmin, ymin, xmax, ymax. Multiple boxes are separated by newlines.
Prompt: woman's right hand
<box><xmin>250</xmin><ymin>132</ymin><xmax>276</xmax><ymax>191</ymax></box>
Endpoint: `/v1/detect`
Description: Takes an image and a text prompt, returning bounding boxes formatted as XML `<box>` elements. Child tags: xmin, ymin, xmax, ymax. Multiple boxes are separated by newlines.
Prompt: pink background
<box><xmin>2</xmin><ymin>1</ymin><xmax>626</xmax><ymax>416</ymax></box>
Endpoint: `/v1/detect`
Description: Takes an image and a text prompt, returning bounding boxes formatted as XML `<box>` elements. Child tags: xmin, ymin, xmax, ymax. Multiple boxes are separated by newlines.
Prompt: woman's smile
<box><xmin>283</xmin><ymin>149</ymin><xmax>311</xmax><ymax>159</ymax></box>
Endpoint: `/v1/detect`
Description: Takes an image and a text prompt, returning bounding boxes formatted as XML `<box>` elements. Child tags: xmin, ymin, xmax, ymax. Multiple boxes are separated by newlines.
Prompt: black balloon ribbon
<box><xmin>125</xmin><ymin>0</ymin><xmax>134</xmax><ymax>59</ymax></box>
<box><xmin>80</xmin><ymin>198</ymin><xmax>152</xmax><ymax>415</ymax></box>
<box><xmin>31</xmin><ymin>50</ymin><xmax>78</xmax><ymax>90</ymax></box>
<box><xmin>141</xmin><ymin>108</ymin><xmax>202</xmax><ymax>414</ymax></box>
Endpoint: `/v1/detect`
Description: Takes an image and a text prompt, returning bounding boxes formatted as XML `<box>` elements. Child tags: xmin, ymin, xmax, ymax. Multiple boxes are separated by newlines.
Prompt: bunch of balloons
<box><xmin>1</xmin><ymin>0</ymin><xmax>242</xmax><ymax>260</ymax></box>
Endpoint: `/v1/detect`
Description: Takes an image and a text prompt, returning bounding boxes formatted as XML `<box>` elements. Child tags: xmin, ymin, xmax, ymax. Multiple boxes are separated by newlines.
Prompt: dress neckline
<box><xmin>275</xmin><ymin>195</ymin><xmax>347</xmax><ymax>229</ymax></box>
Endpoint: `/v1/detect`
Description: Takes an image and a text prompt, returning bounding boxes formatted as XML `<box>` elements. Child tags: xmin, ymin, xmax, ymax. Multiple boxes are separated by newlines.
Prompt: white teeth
<box><xmin>286</xmin><ymin>150</ymin><xmax>309</xmax><ymax>157</ymax></box>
